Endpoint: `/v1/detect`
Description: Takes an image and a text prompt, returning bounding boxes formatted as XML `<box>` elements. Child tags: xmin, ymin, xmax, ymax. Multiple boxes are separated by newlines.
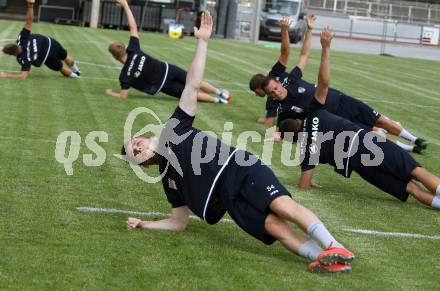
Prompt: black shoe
<box><xmin>412</xmin><ymin>145</ymin><xmax>424</xmax><ymax>155</ymax></box>
<box><xmin>415</xmin><ymin>138</ymin><xmax>429</xmax><ymax>150</ymax></box>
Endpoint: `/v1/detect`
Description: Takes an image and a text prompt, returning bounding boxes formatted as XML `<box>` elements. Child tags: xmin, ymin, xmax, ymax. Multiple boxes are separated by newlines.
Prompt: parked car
<box><xmin>259</xmin><ymin>0</ymin><xmax>307</xmax><ymax>43</ymax></box>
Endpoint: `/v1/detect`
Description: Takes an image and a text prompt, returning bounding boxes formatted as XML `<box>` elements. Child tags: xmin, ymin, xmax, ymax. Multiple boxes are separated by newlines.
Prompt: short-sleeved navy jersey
<box><xmin>158</xmin><ymin>107</ymin><xmax>237</xmax><ymax>224</ymax></box>
<box><xmin>299</xmin><ymin>109</ymin><xmax>363</xmax><ymax>177</ymax></box>
<box><xmin>269</xmin><ymin>61</ymin><xmax>289</xmax><ymax>80</ymax></box>
<box><xmin>16</xmin><ymin>28</ymin><xmax>50</xmax><ymax>71</ymax></box>
<box><xmin>276</xmin><ymin>65</ymin><xmax>345</xmax><ymax>121</ymax></box>
<box><xmin>119</xmin><ymin>37</ymin><xmax>167</xmax><ymax>95</ymax></box>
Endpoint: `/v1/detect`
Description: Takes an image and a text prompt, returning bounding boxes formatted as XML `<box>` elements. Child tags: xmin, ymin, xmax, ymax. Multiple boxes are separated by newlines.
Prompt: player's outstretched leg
<box><xmin>264</xmin><ymin>213</ymin><xmax>352</xmax><ymax>273</ymax></box>
<box><xmin>407</xmin><ymin>167</ymin><xmax>440</xmax><ymax>209</ymax></box>
<box><xmin>200</xmin><ymin>81</ymin><xmax>231</xmax><ymax>104</ymax></box>
<box><xmin>63</xmin><ymin>54</ymin><xmax>81</xmax><ymax>76</ymax></box>
<box><xmin>268</xmin><ymin>196</ymin><xmax>354</xmax><ymax>266</ymax></box>
<box><xmin>375</xmin><ymin>116</ymin><xmax>428</xmax><ymax>153</ymax></box>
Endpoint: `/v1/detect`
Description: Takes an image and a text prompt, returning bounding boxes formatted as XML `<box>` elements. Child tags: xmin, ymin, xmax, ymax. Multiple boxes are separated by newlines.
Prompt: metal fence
<box><xmin>305</xmin><ymin>0</ymin><xmax>440</xmax><ymax>24</ymax></box>
<box><xmin>313</xmin><ymin>14</ymin><xmax>438</xmax><ymax>44</ymax></box>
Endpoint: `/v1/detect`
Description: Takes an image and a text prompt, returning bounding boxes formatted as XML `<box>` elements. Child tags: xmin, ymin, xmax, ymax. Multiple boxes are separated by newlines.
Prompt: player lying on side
<box><xmin>280</xmin><ymin>27</ymin><xmax>440</xmax><ymax>209</ymax></box>
<box><xmin>250</xmin><ymin>16</ymin><xmax>427</xmax><ymax>153</ymax></box>
<box><xmin>121</xmin><ymin>12</ymin><xmax>354</xmax><ymax>274</ymax></box>
<box><xmin>0</xmin><ymin>0</ymin><xmax>81</xmax><ymax>80</ymax></box>
<box><xmin>106</xmin><ymin>0</ymin><xmax>230</xmax><ymax>104</ymax></box>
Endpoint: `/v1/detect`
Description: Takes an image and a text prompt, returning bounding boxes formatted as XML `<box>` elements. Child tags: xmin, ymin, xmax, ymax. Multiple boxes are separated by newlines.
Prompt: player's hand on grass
<box><xmin>265</xmin><ymin>131</ymin><xmax>281</xmax><ymax>143</ymax></box>
<box><xmin>306</xmin><ymin>14</ymin><xmax>316</xmax><ymax>30</ymax></box>
<box><xmin>279</xmin><ymin>16</ymin><xmax>292</xmax><ymax>30</ymax></box>
<box><xmin>194</xmin><ymin>11</ymin><xmax>212</xmax><ymax>42</ymax></box>
<box><xmin>127</xmin><ymin>217</ymin><xmax>142</xmax><ymax>229</ymax></box>
<box><xmin>105</xmin><ymin>88</ymin><xmax>117</xmax><ymax>98</ymax></box>
<box><xmin>320</xmin><ymin>26</ymin><xmax>334</xmax><ymax>49</ymax></box>
<box><xmin>106</xmin><ymin>88</ymin><xmax>124</xmax><ymax>99</ymax></box>
<box><xmin>311</xmin><ymin>181</ymin><xmax>321</xmax><ymax>189</ymax></box>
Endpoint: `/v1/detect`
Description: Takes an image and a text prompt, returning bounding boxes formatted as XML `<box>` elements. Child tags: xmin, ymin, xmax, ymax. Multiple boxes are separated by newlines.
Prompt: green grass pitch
<box><xmin>1</xmin><ymin>19</ymin><xmax>440</xmax><ymax>290</ymax></box>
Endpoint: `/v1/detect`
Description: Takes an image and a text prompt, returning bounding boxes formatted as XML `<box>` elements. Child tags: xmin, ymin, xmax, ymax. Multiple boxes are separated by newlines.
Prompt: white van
<box><xmin>259</xmin><ymin>0</ymin><xmax>306</xmax><ymax>43</ymax></box>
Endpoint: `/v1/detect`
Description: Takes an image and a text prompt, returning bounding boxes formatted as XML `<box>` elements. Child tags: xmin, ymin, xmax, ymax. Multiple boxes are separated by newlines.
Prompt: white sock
<box><xmin>431</xmin><ymin>195</ymin><xmax>440</xmax><ymax>209</ymax></box>
<box><xmin>212</xmin><ymin>97</ymin><xmax>220</xmax><ymax>103</ymax></box>
<box><xmin>436</xmin><ymin>185</ymin><xmax>440</xmax><ymax>196</ymax></box>
<box><xmin>71</xmin><ymin>62</ymin><xmax>80</xmax><ymax>73</ymax></box>
<box><xmin>396</xmin><ymin>141</ymin><xmax>414</xmax><ymax>152</ymax></box>
<box><xmin>69</xmin><ymin>72</ymin><xmax>80</xmax><ymax>78</ymax></box>
<box><xmin>307</xmin><ymin>222</ymin><xmax>344</xmax><ymax>249</ymax></box>
<box><xmin>399</xmin><ymin>129</ymin><xmax>417</xmax><ymax>143</ymax></box>
<box><xmin>298</xmin><ymin>239</ymin><xmax>323</xmax><ymax>261</ymax></box>
<box><xmin>215</xmin><ymin>88</ymin><xmax>221</xmax><ymax>96</ymax></box>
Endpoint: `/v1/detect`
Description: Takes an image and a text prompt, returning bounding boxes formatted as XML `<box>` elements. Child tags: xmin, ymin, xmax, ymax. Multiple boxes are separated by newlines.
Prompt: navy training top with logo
<box><xmin>269</xmin><ymin>61</ymin><xmax>289</xmax><ymax>80</ymax></box>
<box><xmin>119</xmin><ymin>37</ymin><xmax>167</xmax><ymax>95</ymax></box>
<box><xmin>16</xmin><ymin>28</ymin><xmax>50</xmax><ymax>71</ymax></box>
<box><xmin>273</xmin><ymin>63</ymin><xmax>344</xmax><ymax>120</ymax></box>
<box><xmin>158</xmin><ymin>106</ymin><xmax>238</xmax><ymax>224</ymax></box>
<box><xmin>299</xmin><ymin>109</ymin><xmax>364</xmax><ymax>177</ymax></box>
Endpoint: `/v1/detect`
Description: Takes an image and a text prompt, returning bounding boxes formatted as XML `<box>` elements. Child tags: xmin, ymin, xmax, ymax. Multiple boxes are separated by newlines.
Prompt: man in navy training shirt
<box><xmin>250</xmin><ymin>16</ymin><xmax>427</xmax><ymax>154</ymax></box>
<box><xmin>106</xmin><ymin>0</ymin><xmax>230</xmax><ymax>105</ymax></box>
<box><xmin>279</xmin><ymin>26</ymin><xmax>440</xmax><ymax>210</ymax></box>
<box><xmin>0</xmin><ymin>0</ymin><xmax>81</xmax><ymax>80</ymax></box>
<box><xmin>121</xmin><ymin>12</ymin><xmax>355</xmax><ymax>274</ymax></box>
<box><xmin>249</xmin><ymin>15</ymin><xmax>312</xmax><ymax>126</ymax></box>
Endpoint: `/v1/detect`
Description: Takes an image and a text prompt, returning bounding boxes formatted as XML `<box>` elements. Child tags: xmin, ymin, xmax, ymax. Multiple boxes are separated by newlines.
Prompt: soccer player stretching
<box><xmin>250</xmin><ymin>16</ymin><xmax>427</xmax><ymax>153</ymax></box>
<box><xmin>121</xmin><ymin>11</ymin><xmax>354</xmax><ymax>273</ymax></box>
<box><xmin>280</xmin><ymin>27</ymin><xmax>440</xmax><ymax>209</ymax></box>
<box><xmin>106</xmin><ymin>0</ymin><xmax>230</xmax><ymax>104</ymax></box>
<box><xmin>0</xmin><ymin>0</ymin><xmax>81</xmax><ymax>79</ymax></box>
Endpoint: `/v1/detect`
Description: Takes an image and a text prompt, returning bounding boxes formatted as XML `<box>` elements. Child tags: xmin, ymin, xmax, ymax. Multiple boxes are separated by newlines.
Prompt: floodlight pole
<box><xmin>252</xmin><ymin>0</ymin><xmax>262</xmax><ymax>44</ymax></box>
<box><xmin>90</xmin><ymin>0</ymin><xmax>101</xmax><ymax>28</ymax></box>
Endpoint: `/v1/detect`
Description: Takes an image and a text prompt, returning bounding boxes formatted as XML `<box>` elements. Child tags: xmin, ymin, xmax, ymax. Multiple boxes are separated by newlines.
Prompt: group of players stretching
<box><xmin>2</xmin><ymin>0</ymin><xmax>440</xmax><ymax>275</ymax></box>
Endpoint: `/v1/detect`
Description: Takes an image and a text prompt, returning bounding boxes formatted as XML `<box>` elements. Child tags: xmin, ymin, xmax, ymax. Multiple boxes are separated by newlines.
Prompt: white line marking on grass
<box><xmin>344</xmin><ymin>229</ymin><xmax>440</xmax><ymax>240</ymax></box>
<box><xmin>81</xmin><ymin>76</ymin><xmax>116</xmax><ymax>81</ymax></box>
<box><xmin>76</xmin><ymin>61</ymin><xmax>120</xmax><ymax>70</ymax></box>
<box><xmin>76</xmin><ymin>207</ymin><xmax>234</xmax><ymax>223</ymax></box>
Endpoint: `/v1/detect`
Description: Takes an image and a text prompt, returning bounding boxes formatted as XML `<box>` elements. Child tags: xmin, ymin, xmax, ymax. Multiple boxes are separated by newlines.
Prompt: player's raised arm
<box><xmin>296</xmin><ymin>14</ymin><xmax>316</xmax><ymax>71</ymax></box>
<box><xmin>127</xmin><ymin>206</ymin><xmax>190</xmax><ymax>231</ymax></box>
<box><xmin>24</xmin><ymin>1</ymin><xmax>34</xmax><ymax>31</ymax></box>
<box><xmin>314</xmin><ymin>26</ymin><xmax>333</xmax><ymax>105</ymax></box>
<box><xmin>178</xmin><ymin>11</ymin><xmax>212</xmax><ymax>116</ymax></box>
<box><xmin>116</xmin><ymin>0</ymin><xmax>139</xmax><ymax>38</ymax></box>
<box><xmin>278</xmin><ymin>16</ymin><xmax>292</xmax><ymax>66</ymax></box>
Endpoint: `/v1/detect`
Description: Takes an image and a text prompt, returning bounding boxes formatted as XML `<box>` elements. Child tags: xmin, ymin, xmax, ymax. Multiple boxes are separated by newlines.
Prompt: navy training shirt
<box><xmin>119</xmin><ymin>36</ymin><xmax>167</xmax><ymax>95</ymax></box>
<box><xmin>299</xmin><ymin>109</ymin><xmax>364</xmax><ymax>177</ymax></box>
<box><xmin>16</xmin><ymin>28</ymin><xmax>50</xmax><ymax>71</ymax></box>
<box><xmin>274</xmin><ymin>64</ymin><xmax>345</xmax><ymax>121</ymax></box>
<box><xmin>158</xmin><ymin>106</ymin><xmax>237</xmax><ymax>224</ymax></box>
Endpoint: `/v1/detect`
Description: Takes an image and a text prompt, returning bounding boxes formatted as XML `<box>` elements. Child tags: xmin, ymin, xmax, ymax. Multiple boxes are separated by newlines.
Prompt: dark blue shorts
<box><xmin>160</xmin><ymin>64</ymin><xmax>187</xmax><ymax>98</ymax></box>
<box><xmin>350</xmin><ymin>139</ymin><xmax>420</xmax><ymax>202</ymax></box>
<box><xmin>337</xmin><ymin>95</ymin><xmax>381</xmax><ymax>129</ymax></box>
<box><xmin>45</xmin><ymin>38</ymin><xmax>68</xmax><ymax>72</ymax></box>
<box><xmin>219</xmin><ymin>154</ymin><xmax>290</xmax><ymax>245</ymax></box>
